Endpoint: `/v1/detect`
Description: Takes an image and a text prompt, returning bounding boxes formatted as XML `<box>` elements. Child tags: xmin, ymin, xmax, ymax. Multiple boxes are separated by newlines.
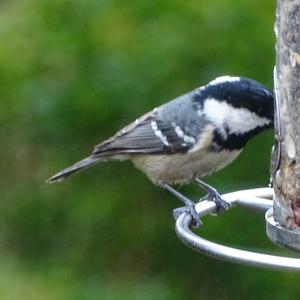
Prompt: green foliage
<box><xmin>1</xmin><ymin>0</ymin><xmax>298</xmax><ymax>299</ymax></box>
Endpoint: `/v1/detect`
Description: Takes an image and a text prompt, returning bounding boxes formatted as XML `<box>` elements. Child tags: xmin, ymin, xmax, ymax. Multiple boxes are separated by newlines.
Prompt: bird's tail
<box><xmin>47</xmin><ymin>156</ymin><xmax>101</xmax><ymax>183</ymax></box>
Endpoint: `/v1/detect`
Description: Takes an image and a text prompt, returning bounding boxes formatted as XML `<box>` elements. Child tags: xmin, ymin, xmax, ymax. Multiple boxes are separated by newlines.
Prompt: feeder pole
<box><xmin>272</xmin><ymin>0</ymin><xmax>300</xmax><ymax>229</ymax></box>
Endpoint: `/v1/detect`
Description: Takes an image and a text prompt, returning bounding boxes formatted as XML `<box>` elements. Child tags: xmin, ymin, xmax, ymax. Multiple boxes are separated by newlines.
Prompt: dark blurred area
<box><xmin>1</xmin><ymin>0</ymin><xmax>299</xmax><ymax>299</ymax></box>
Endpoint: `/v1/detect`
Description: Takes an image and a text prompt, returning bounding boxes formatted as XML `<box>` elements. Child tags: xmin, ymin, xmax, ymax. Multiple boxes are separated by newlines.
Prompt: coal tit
<box><xmin>48</xmin><ymin>76</ymin><xmax>274</xmax><ymax>227</ymax></box>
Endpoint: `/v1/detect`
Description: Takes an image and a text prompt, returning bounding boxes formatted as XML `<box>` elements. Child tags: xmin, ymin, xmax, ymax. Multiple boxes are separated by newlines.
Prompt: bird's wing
<box><xmin>92</xmin><ymin>110</ymin><xmax>193</xmax><ymax>157</ymax></box>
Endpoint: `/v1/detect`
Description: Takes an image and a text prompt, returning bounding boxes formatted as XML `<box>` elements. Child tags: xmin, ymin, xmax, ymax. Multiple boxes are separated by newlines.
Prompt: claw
<box><xmin>211</xmin><ymin>192</ymin><xmax>230</xmax><ymax>213</ymax></box>
<box><xmin>161</xmin><ymin>183</ymin><xmax>202</xmax><ymax>227</ymax></box>
<box><xmin>173</xmin><ymin>202</ymin><xmax>202</xmax><ymax>228</ymax></box>
<box><xmin>196</xmin><ymin>178</ymin><xmax>231</xmax><ymax>214</ymax></box>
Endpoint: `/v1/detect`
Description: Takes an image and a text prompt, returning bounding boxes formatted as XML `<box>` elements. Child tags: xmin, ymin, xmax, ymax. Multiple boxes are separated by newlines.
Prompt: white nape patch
<box><xmin>209</xmin><ymin>76</ymin><xmax>240</xmax><ymax>86</ymax></box>
<box><xmin>171</xmin><ymin>123</ymin><xmax>195</xmax><ymax>145</ymax></box>
<box><xmin>203</xmin><ymin>98</ymin><xmax>271</xmax><ymax>134</ymax></box>
<box><xmin>151</xmin><ymin>121</ymin><xmax>170</xmax><ymax>146</ymax></box>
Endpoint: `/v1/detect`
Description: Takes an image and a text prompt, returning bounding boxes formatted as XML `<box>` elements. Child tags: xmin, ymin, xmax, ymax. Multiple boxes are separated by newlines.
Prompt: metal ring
<box><xmin>175</xmin><ymin>187</ymin><xmax>300</xmax><ymax>271</ymax></box>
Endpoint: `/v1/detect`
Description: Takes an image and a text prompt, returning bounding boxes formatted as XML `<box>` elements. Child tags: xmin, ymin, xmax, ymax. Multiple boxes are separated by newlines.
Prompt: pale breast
<box><xmin>131</xmin><ymin>148</ymin><xmax>242</xmax><ymax>185</ymax></box>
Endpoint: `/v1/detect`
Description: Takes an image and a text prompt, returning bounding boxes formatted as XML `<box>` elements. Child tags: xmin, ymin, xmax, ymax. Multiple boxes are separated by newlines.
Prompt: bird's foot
<box><xmin>202</xmin><ymin>190</ymin><xmax>230</xmax><ymax>214</ymax></box>
<box><xmin>173</xmin><ymin>200</ymin><xmax>202</xmax><ymax>228</ymax></box>
<box><xmin>195</xmin><ymin>178</ymin><xmax>231</xmax><ymax>214</ymax></box>
<box><xmin>162</xmin><ymin>183</ymin><xmax>202</xmax><ymax>227</ymax></box>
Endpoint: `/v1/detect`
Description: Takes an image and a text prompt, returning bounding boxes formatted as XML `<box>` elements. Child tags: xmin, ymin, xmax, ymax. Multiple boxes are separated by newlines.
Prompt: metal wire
<box><xmin>175</xmin><ymin>188</ymin><xmax>300</xmax><ymax>271</ymax></box>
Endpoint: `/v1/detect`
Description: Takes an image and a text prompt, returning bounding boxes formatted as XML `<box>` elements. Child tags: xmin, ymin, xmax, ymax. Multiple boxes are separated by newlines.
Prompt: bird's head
<box><xmin>198</xmin><ymin>76</ymin><xmax>274</xmax><ymax>150</ymax></box>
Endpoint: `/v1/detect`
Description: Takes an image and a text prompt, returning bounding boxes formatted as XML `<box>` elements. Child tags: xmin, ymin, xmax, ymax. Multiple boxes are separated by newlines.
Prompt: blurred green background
<box><xmin>1</xmin><ymin>0</ymin><xmax>299</xmax><ymax>299</ymax></box>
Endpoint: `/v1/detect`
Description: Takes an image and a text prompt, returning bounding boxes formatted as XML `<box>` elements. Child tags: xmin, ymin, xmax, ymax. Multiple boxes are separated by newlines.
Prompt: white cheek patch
<box><xmin>203</xmin><ymin>98</ymin><xmax>271</xmax><ymax>134</ymax></box>
<box><xmin>151</xmin><ymin>121</ymin><xmax>170</xmax><ymax>146</ymax></box>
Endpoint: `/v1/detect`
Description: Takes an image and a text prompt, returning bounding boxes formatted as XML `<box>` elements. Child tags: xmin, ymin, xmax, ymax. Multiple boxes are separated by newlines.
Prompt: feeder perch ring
<box><xmin>175</xmin><ymin>187</ymin><xmax>300</xmax><ymax>271</ymax></box>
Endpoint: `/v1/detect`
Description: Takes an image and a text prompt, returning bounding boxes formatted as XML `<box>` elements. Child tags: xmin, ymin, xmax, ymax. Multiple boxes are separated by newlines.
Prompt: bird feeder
<box><xmin>175</xmin><ymin>0</ymin><xmax>300</xmax><ymax>270</ymax></box>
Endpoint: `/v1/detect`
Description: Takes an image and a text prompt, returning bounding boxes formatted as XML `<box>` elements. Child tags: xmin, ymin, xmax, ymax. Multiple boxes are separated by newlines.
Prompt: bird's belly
<box><xmin>131</xmin><ymin>149</ymin><xmax>242</xmax><ymax>185</ymax></box>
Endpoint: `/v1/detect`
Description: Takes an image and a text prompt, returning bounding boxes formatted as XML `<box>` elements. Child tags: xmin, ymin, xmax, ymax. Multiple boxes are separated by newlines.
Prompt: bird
<box><xmin>47</xmin><ymin>76</ymin><xmax>274</xmax><ymax>227</ymax></box>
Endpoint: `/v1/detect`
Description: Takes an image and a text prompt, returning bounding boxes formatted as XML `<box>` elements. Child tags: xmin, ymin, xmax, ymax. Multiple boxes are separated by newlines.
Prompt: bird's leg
<box><xmin>195</xmin><ymin>178</ymin><xmax>230</xmax><ymax>213</ymax></box>
<box><xmin>162</xmin><ymin>183</ymin><xmax>202</xmax><ymax>227</ymax></box>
